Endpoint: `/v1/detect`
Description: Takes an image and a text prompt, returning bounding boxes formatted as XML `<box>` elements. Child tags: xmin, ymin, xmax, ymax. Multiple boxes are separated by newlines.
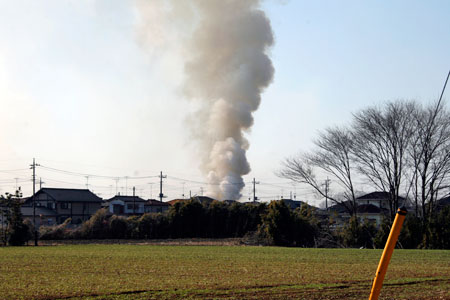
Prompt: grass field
<box><xmin>0</xmin><ymin>244</ymin><xmax>449</xmax><ymax>300</ymax></box>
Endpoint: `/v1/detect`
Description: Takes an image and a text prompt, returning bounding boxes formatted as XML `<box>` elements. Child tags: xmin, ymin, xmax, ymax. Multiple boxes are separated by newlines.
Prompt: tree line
<box><xmin>279</xmin><ymin>99</ymin><xmax>450</xmax><ymax>246</ymax></box>
<box><xmin>33</xmin><ymin>199</ymin><xmax>450</xmax><ymax>249</ymax></box>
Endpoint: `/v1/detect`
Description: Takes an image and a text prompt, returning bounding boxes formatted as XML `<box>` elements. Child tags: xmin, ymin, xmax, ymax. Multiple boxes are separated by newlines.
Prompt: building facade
<box><xmin>22</xmin><ymin>188</ymin><xmax>102</xmax><ymax>226</ymax></box>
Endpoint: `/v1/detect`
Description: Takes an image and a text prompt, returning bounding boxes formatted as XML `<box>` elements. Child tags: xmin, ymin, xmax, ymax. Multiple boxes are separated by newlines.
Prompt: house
<box><xmin>281</xmin><ymin>199</ymin><xmax>317</xmax><ymax>210</ymax></box>
<box><xmin>435</xmin><ymin>196</ymin><xmax>450</xmax><ymax>212</ymax></box>
<box><xmin>327</xmin><ymin>192</ymin><xmax>410</xmax><ymax>227</ymax></box>
<box><xmin>355</xmin><ymin>204</ymin><xmax>389</xmax><ymax>226</ymax></box>
<box><xmin>22</xmin><ymin>188</ymin><xmax>103</xmax><ymax>226</ymax></box>
<box><xmin>166</xmin><ymin>199</ymin><xmax>189</xmax><ymax>206</ymax></box>
<box><xmin>144</xmin><ymin>199</ymin><xmax>170</xmax><ymax>213</ymax></box>
<box><xmin>21</xmin><ymin>207</ymin><xmax>58</xmax><ymax>226</ymax></box>
<box><xmin>356</xmin><ymin>191</ymin><xmax>408</xmax><ymax>210</ymax></box>
<box><xmin>105</xmin><ymin>195</ymin><xmax>147</xmax><ymax>215</ymax></box>
<box><xmin>191</xmin><ymin>196</ymin><xmax>215</xmax><ymax>205</ymax></box>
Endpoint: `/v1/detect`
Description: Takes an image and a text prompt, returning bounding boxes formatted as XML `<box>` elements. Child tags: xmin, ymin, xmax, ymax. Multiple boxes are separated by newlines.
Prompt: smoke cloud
<box><xmin>136</xmin><ymin>0</ymin><xmax>274</xmax><ymax>200</ymax></box>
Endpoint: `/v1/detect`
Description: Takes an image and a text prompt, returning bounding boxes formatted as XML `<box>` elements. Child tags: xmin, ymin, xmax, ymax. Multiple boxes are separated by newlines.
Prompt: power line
<box><xmin>39</xmin><ymin>165</ymin><xmax>159</xmax><ymax>180</ymax></box>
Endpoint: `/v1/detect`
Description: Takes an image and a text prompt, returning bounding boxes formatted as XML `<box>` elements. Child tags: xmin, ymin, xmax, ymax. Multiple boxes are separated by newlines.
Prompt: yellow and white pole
<box><xmin>369</xmin><ymin>207</ymin><xmax>407</xmax><ymax>300</ymax></box>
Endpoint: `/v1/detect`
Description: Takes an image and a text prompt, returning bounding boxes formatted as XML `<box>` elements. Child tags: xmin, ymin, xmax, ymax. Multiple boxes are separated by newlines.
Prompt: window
<box><xmin>61</xmin><ymin>203</ymin><xmax>70</xmax><ymax>209</ymax></box>
<box><xmin>127</xmin><ymin>204</ymin><xmax>139</xmax><ymax>211</ymax></box>
<box><xmin>113</xmin><ymin>204</ymin><xmax>124</xmax><ymax>214</ymax></box>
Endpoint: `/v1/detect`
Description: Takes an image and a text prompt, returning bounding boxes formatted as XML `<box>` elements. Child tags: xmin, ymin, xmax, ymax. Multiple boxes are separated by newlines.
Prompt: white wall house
<box><xmin>105</xmin><ymin>195</ymin><xmax>146</xmax><ymax>215</ymax></box>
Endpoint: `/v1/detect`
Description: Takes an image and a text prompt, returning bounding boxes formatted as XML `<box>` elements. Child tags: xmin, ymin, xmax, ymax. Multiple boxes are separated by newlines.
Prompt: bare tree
<box><xmin>351</xmin><ymin>101</ymin><xmax>416</xmax><ymax>220</ymax></box>
<box><xmin>409</xmin><ymin>102</ymin><xmax>450</xmax><ymax>225</ymax></box>
<box><xmin>279</xmin><ymin>127</ymin><xmax>358</xmax><ymax>215</ymax></box>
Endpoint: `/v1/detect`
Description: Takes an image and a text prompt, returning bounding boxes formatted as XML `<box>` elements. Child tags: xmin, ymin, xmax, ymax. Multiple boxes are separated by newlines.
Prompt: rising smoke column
<box><xmin>137</xmin><ymin>0</ymin><xmax>274</xmax><ymax>200</ymax></box>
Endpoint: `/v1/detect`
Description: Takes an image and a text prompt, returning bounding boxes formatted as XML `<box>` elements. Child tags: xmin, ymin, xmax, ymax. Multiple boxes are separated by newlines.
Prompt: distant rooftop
<box><xmin>145</xmin><ymin>199</ymin><xmax>170</xmax><ymax>206</ymax></box>
<box><xmin>106</xmin><ymin>195</ymin><xmax>147</xmax><ymax>203</ymax></box>
<box><xmin>357</xmin><ymin>191</ymin><xmax>405</xmax><ymax>201</ymax></box>
<box><xmin>34</xmin><ymin>188</ymin><xmax>102</xmax><ymax>203</ymax></box>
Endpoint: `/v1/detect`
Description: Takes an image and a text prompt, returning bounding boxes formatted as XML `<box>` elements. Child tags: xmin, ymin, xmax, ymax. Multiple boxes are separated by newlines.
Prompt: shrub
<box><xmin>78</xmin><ymin>209</ymin><xmax>109</xmax><ymax>239</ymax></box>
<box><xmin>428</xmin><ymin>207</ymin><xmax>450</xmax><ymax>249</ymax></box>
<box><xmin>341</xmin><ymin>217</ymin><xmax>377</xmax><ymax>248</ymax></box>
<box><xmin>292</xmin><ymin>210</ymin><xmax>319</xmax><ymax>247</ymax></box>
<box><xmin>2</xmin><ymin>192</ymin><xmax>31</xmax><ymax>246</ymax></box>
<box><xmin>109</xmin><ymin>215</ymin><xmax>128</xmax><ymax>239</ymax></box>
<box><xmin>261</xmin><ymin>201</ymin><xmax>294</xmax><ymax>246</ymax></box>
<box><xmin>399</xmin><ymin>215</ymin><xmax>424</xmax><ymax>249</ymax></box>
<box><xmin>39</xmin><ymin>218</ymin><xmax>72</xmax><ymax>240</ymax></box>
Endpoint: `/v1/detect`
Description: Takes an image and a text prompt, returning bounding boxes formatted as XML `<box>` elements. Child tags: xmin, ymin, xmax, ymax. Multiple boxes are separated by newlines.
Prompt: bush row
<box><xmin>37</xmin><ymin>200</ymin><xmax>450</xmax><ymax>249</ymax></box>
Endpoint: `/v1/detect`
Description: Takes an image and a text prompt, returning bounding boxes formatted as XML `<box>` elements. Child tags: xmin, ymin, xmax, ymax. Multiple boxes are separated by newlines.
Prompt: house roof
<box><xmin>35</xmin><ymin>188</ymin><xmax>102</xmax><ymax>203</ymax></box>
<box><xmin>357</xmin><ymin>191</ymin><xmax>406</xmax><ymax>201</ymax></box>
<box><xmin>145</xmin><ymin>199</ymin><xmax>170</xmax><ymax>206</ymax></box>
<box><xmin>281</xmin><ymin>199</ymin><xmax>318</xmax><ymax>210</ymax></box>
<box><xmin>328</xmin><ymin>201</ymin><xmax>354</xmax><ymax>213</ymax></box>
<box><xmin>192</xmin><ymin>196</ymin><xmax>215</xmax><ymax>204</ymax></box>
<box><xmin>167</xmin><ymin>199</ymin><xmax>188</xmax><ymax>205</ymax></box>
<box><xmin>328</xmin><ymin>202</ymin><xmax>389</xmax><ymax>214</ymax></box>
<box><xmin>437</xmin><ymin>196</ymin><xmax>450</xmax><ymax>207</ymax></box>
<box><xmin>106</xmin><ymin>195</ymin><xmax>147</xmax><ymax>203</ymax></box>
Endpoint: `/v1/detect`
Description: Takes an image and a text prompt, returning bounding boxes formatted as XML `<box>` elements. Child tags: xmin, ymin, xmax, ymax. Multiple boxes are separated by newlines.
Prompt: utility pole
<box><xmin>133</xmin><ymin>186</ymin><xmax>136</xmax><ymax>215</ymax></box>
<box><xmin>39</xmin><ymin>178</ymin><xmax>45</xmax><ymax>190</ymax></box>
<box><xmin>85</xmin><ymin>176</ymin><xmax>89</xmax><ymax>190</ymax></box>
<box><xmin>324</xmin><ymin>177</ymin><xmax>331</xmax><ymax>211</ymax></box>
<box><xmin>30</xmin><ymin>158</ymin><xmax>40</xmax><ymax>246</ymax></box>
<box><xmin>159</xmin><ymin>171</ymin><xmax>167</xmax><ymax>202</ymax></box>
<box><xmin>252</xmin><ymin>178</ymin><xmax>260</xmax><ymax>203</ymax></box>
<box><xmin>125</xmin><ymin>176</ymin><xmax>129</xmax><ymax>196</ymax></box>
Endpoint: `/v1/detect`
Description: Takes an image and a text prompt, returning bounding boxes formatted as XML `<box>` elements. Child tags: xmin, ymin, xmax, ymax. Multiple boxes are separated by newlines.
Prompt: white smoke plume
<box><xmin>136</xmin><ymin>0</ymin><xmax>274</xmax><ymax>200</ymax></box>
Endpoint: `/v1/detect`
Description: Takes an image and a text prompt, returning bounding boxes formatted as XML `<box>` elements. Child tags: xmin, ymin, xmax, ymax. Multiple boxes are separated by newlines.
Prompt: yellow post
<box><xmin>369</xmin><ymin>207</ymin><xmax>407</xmax><ymax>300</ymax></box>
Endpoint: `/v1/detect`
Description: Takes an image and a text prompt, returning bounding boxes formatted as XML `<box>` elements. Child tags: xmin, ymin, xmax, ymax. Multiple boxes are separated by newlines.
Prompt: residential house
<box><xmin>21</xmin><ymin>188</ymin><xmax>103</xmax><ymax>226</ymax></box>
<box><xmin>105</xmin><ymin>195</ymin><xmax>146</xmax><ymax>215</ymax></box>
<box><xmin>327</xmin><ymin>192</ymin><xmax>410</xmax><ymax>227</ymax></box>
<box><xmin>22</xmin><ymin>207</ymin><xmax>58</xmax><ymax>226</ymax></box>
<box><xmin>281</xmin><ymin>199</ymin><xmax>317</xmax><ymax>210</ymax></box>
<box><xmin>436</xmin><ymin>196</ymin><xmax>450</xmax><ymax>212</ymax></box>
<box><xmin>356</xmin><ymin>191</ymin><xmax>408</xmax><ymax>210</ymax></box>
<box><xmin>144</xmin><ymin>199</ymin><xmax>170</xmax><ymax>213</ymax></box>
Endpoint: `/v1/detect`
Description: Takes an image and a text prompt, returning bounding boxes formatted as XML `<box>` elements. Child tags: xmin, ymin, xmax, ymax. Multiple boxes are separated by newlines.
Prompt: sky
<box><xmin>0</xmin><ymin>0</ymin><xmax>449</xmax><ymax>205</ymax></box>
